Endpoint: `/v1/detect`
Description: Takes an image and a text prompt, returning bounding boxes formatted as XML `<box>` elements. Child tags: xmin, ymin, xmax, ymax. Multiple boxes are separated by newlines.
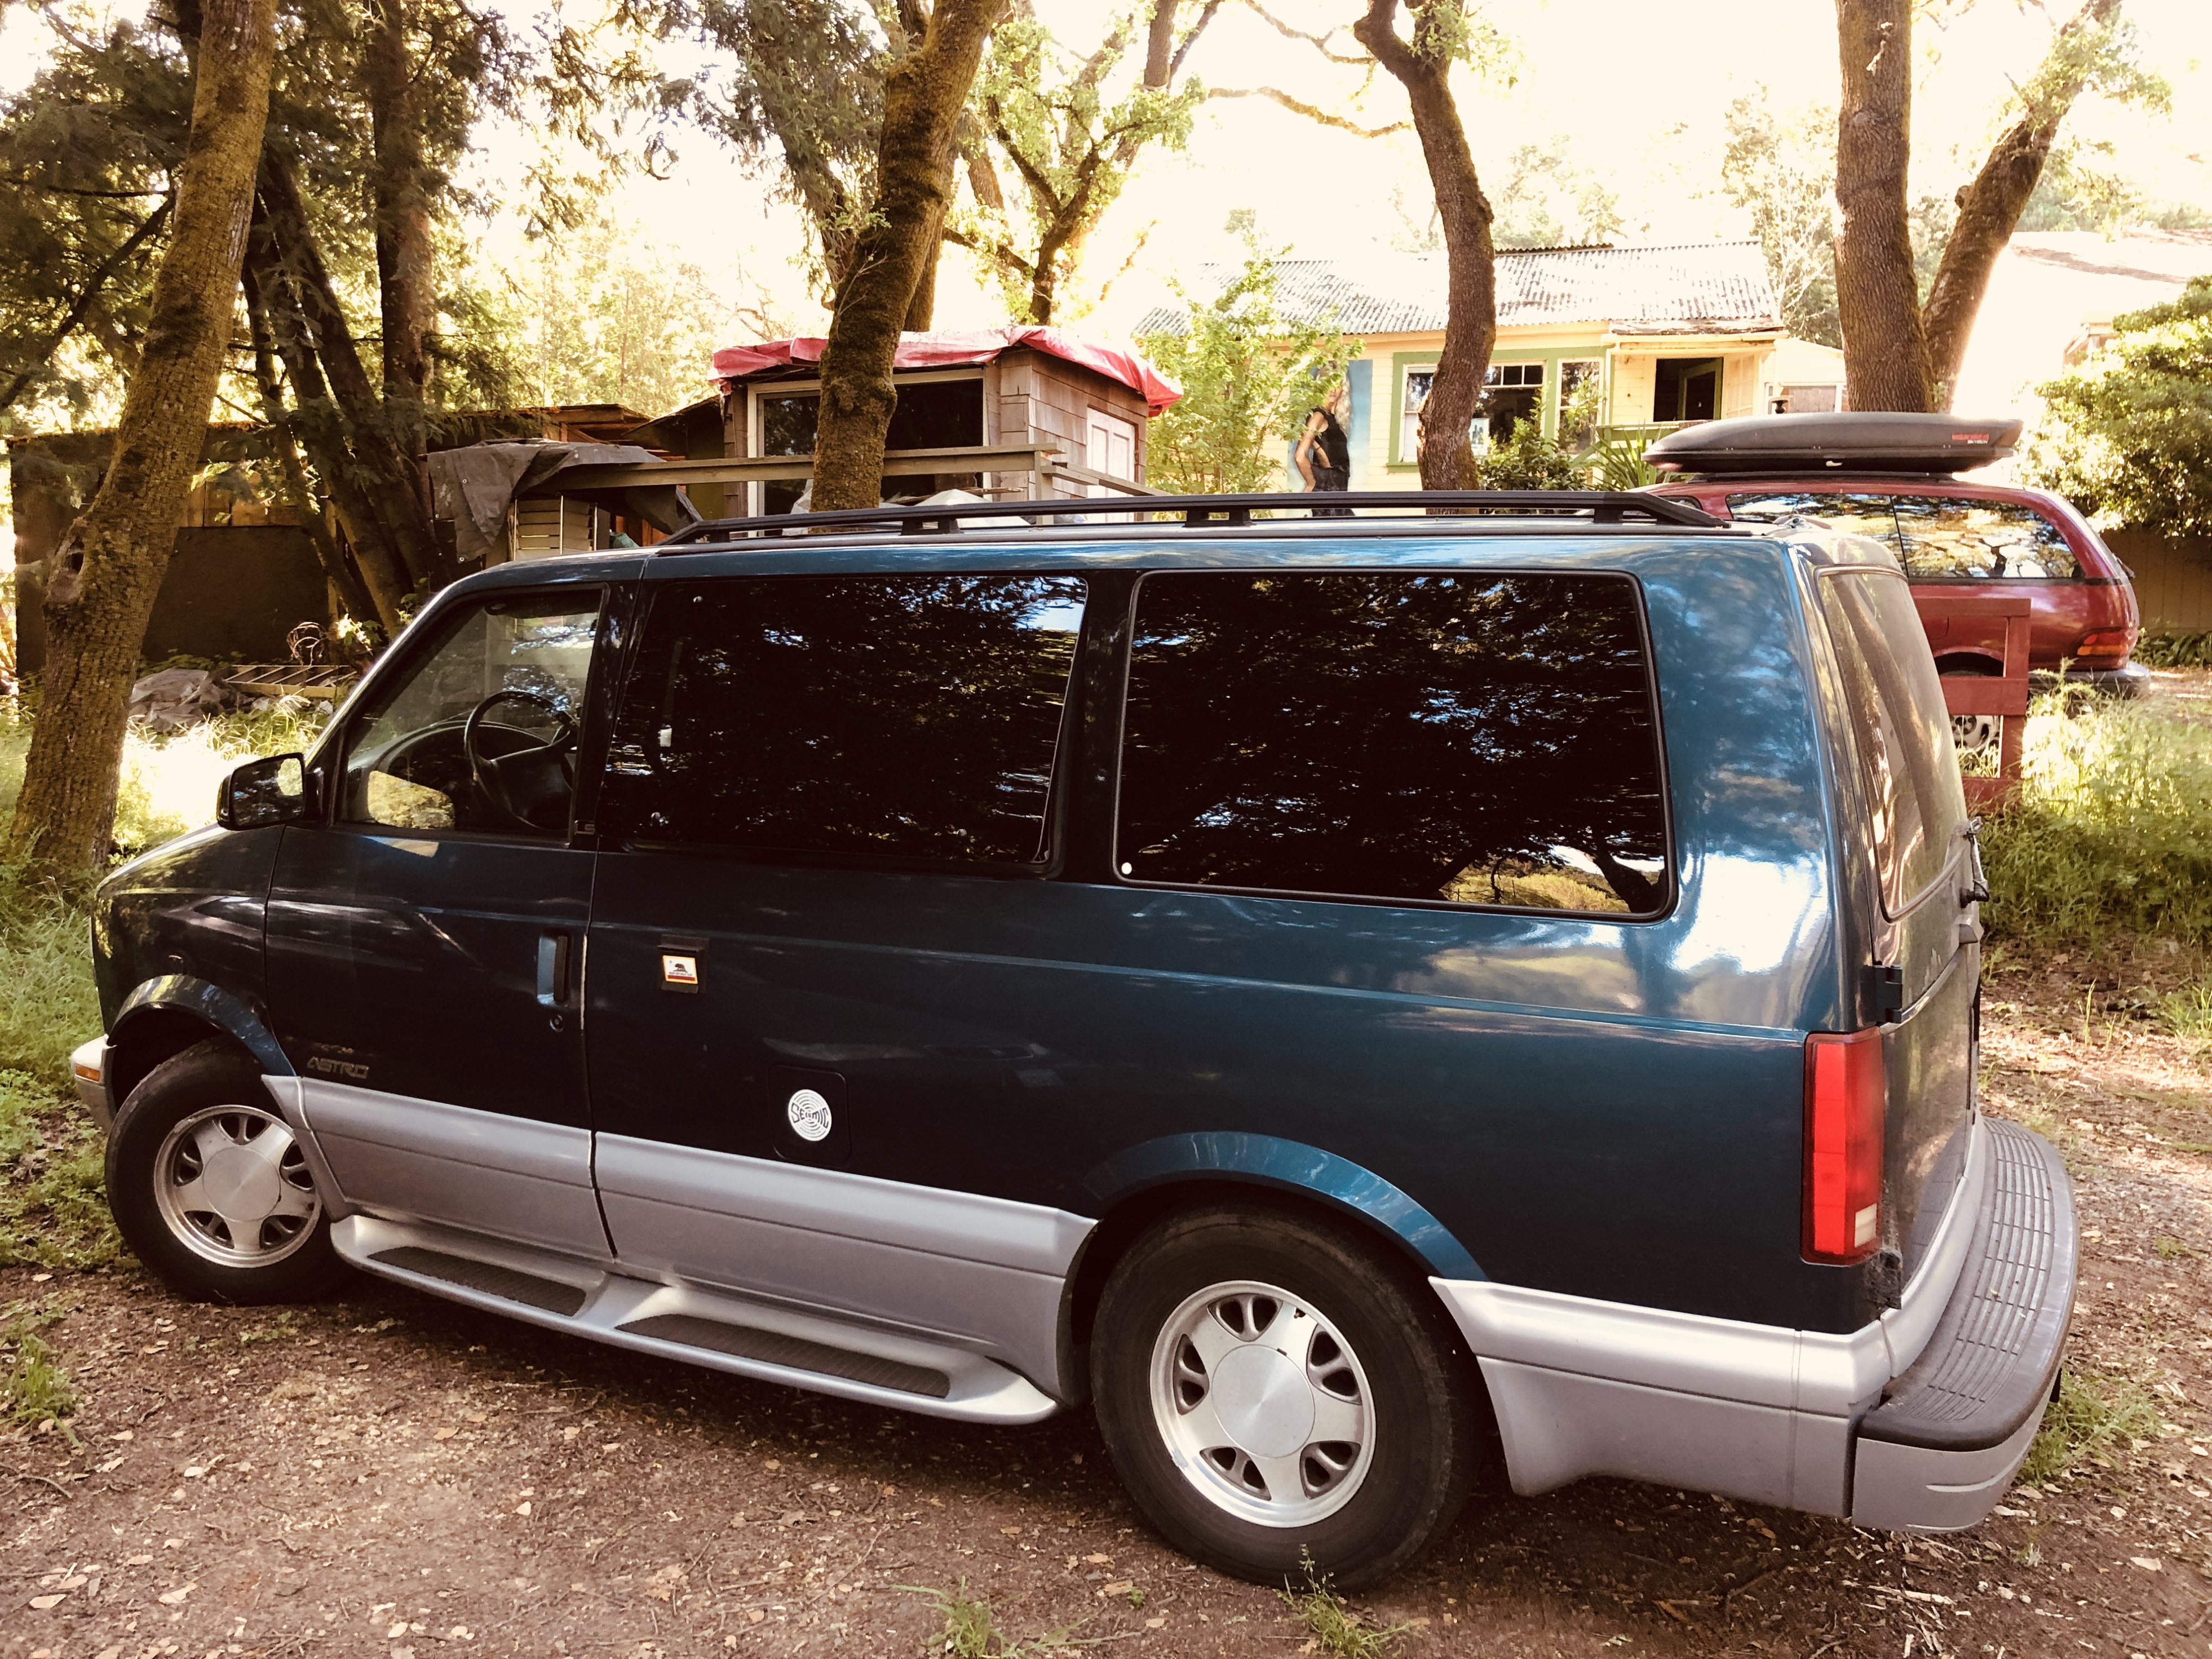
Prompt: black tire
<box><xmin>1091</xmin><ymin>1203</ymin><xmax>1482</xmax><ymax>1589</ymax></box>
<box><xmin>106</xmin><ymin>1039</ymin><xmax>348</xmax><ymax>1305</ymax></box>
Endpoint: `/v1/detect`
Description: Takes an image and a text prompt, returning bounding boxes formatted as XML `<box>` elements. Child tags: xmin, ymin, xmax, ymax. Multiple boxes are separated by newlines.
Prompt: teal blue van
<box><xmin>77</xmin><ymin>492</ymin><xmax>2075</xmax><ymax>1587</ymax></box>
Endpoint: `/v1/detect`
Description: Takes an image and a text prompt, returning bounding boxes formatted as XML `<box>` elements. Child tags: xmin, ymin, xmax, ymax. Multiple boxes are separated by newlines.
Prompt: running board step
<box><xmin>620</xmin><ymin>1313</ymin><xmax>950</xmax><ymax>1399</ymax></box>
<box><xmin>371</xmin><ymin>1246</ymin><xmax>588</xmax><ymax>1317</ymax></box>
<box><xmin>332</xmin><ymin>1214</ymin><xmax>1054</xmax><ymax>1424</ymax></box>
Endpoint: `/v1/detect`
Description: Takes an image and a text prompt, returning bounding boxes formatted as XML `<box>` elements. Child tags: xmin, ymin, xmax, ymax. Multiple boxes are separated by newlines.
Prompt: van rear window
<box><xmin>1116</xmin><ymin>571</ymin><xmax>1671</xmax><ymax>914</ymax></box>
<box><xmin>602</xmin><ymin>576</ymin><xmax>1085</xmax><ymax>864</ymax></box>
<box><xmin>1815</xmin><ymin>569</ymin><xmax>1966</xmax><ymax>915</ymax></box>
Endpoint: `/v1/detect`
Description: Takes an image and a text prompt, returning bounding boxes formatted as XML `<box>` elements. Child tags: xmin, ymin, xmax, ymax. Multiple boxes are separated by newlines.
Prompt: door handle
<box><xmin>536</xmin><ymin>932</ymin><xmax>571</xmax><ymax>1010</ymax></box>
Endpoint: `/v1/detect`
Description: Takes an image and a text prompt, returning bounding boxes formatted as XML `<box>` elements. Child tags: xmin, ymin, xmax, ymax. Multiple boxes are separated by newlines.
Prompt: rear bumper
<box><xmin>1431</xmin><ymin>1115</ymin><xmax>2075</xmax><ymax>1531</ymax></box>
<box><xmin>2044</xmin><ymin>660</ymin><xmax>2150</xmax><ymax>697</ymax></box>
<box><xmin>1850</xmin><ymin>1119</ymin><xmax>2075</xmax><ymax>1530</ymax></box>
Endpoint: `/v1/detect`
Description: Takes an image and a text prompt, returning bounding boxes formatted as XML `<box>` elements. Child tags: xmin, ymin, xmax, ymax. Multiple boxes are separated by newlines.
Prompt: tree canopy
<box><xmin>2026</xmin><ymin>276</ymin><xmax>2212</xmax><ymax>538</ymax></box>
<box><xmin>1136</xmin><ymin>227</ymin><xmax>1355</xmax><ymax>497</ymax></box>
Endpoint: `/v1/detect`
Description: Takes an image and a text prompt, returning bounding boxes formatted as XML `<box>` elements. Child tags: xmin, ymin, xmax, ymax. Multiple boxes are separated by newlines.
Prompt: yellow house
<box><xmin>1141</xmin><ymin>241</ymin><xmax>1841</xmax><ymax>487</ymax></box>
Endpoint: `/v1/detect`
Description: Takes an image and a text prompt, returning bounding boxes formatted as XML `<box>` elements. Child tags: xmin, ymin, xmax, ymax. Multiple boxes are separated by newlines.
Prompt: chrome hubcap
<box><xmin>153</xmin><ymin>1104</ymin><xmax>321</xmax><ymax>1267</ymax></box>
<box><xmin>1149</xmin><ymin>1280</ymin><xmax>1374</xmax><ymax>1527</ymax></box>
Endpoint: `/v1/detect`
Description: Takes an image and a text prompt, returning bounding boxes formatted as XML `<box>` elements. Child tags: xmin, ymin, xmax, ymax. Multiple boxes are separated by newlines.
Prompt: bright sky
<box><xmin>5</xmin><ymin>0</ymin><xmax>2210</xmax><ymax>355</ymax></box>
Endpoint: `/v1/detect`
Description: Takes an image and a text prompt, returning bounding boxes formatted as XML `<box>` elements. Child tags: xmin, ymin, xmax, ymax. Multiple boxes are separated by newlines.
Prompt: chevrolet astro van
<box><xmin>75</xmin><ymin>490</ymin><xmax>2077</xmax><ymax>1588</ymax></box>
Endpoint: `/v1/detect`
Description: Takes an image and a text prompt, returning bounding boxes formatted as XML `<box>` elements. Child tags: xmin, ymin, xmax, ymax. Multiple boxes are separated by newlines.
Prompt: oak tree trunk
<box><xmin>1921</xmin><ymin>0</ymin><xmax>2122</xmax><ymax>406</ymax></box>
<box><xmin>5</xmin><ymin>0</ymin><xmax>279</xmax><ymax>870</ymax></box>
<box><xmin>1355</xmin><ymin>0</ymin><xmax>1495</xmax><ymax>489</ymax></box>
<box><xmin>368</xmin><ymin>0</ymin><xmax>435</xmax><ymax>497</ymax></box>
<box><xmin>812</xmin><ymin>0</ymin><xmax>1003</xmax><ymax>512</ymax></box>
<box><xmin>1833</xmin><ymin>0</ymin><xmax>1932</xmax><ymax>412</ymax></box>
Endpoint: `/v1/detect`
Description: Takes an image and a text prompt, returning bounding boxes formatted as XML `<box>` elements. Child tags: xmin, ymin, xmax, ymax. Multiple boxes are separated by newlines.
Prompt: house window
<box><xmin>1400</xmin><ymin>368</ymin><xmax>1434</xmax><ymax>465</ymax></box>
<box><xmin>1474</xmin><ymin>362</ymin><xmax>1543</xmax><ymax>451</ymax></box>
<box><xmin>1558</xmin><ymin>359</ymin><xmax>1603</xmax><ymax>448</ymax></box>
<box><xmin>1652</xmin><ymin>358</ymin><xmax>1721</xmax><ymax>423</ymax></box>
<box><xmin>749</xmin><ymin>373</ymin><xmax>984</xmax><ymax>514</ymax></box>
<box><xmin>1399</xmin><ymin>362</ymin><xmax>1546</xmax><ymax>462</ymax></box>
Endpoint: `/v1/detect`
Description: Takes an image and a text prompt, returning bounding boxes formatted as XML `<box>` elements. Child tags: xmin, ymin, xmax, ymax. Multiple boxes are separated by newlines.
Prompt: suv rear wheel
<box><xmin>1091</xmin><ymin>1204</ymin><xmax>1479</xmax><ymax>1588</ymax></box>
<box><xmin>107</xmin><ymin>1040</ymin><xmax>347</xmax><ymax>1304</ymax></box>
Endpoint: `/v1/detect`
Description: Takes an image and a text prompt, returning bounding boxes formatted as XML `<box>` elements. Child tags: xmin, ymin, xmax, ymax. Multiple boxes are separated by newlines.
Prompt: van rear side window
<box><xmin>1816</xmin><ymin>568</ymin><xmax>1965</xmax><ymax>915</ymax></box>
<box><xmin>1116</xmin><ymin>571</ymin><xmax>1671</xmax><ymax>914</ymax></box>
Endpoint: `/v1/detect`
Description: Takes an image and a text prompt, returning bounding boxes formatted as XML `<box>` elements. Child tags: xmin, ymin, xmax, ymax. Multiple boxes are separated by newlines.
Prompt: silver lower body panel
<box><xmin>332</xmin><ymin>1213</ymin><xmax>1062</xmax><ymax>1425</ymax></box>
<box><xmin>1851</xmin><ymin>1404</ymin><xmax>2043</xmax><ymax>1532</ymax></box>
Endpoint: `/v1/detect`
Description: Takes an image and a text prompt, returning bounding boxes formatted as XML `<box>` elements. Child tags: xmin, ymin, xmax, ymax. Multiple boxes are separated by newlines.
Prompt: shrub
<box><xmin>2135</xmin><ymin>629</ymin><xmax>2212</xmax><ymax>669</ymax></box>
<box><xmin>1980</xmin><ymin>688</ymin><xmax>2212</xmax><ymax>948</ymax></box>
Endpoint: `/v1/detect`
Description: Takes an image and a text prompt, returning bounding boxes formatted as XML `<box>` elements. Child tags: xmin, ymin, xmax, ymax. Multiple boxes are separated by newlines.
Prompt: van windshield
<box><xmin>1816</xmin><ymin>568</ymin><xmax>1966</xmax><ymax>915</ymax></box>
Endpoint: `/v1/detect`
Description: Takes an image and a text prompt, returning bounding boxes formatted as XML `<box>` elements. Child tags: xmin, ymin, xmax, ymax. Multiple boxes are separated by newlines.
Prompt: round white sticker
<box><xmin>786</xmin><ymin>1088</ymin><xmax>833</xmax><ymax>1143</ymax></box>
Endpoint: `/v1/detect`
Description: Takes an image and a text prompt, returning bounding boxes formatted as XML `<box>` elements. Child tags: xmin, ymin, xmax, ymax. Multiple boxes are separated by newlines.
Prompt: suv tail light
<box><xmin>2074</xmin><ymin>627</ymin><xmax>2136</xmax><ymax>661</ymax></box>
<box><xmin>1804</xmin><ymin>1028</ymin><xmax>1885</xmax><ymax>1264</ymax></box>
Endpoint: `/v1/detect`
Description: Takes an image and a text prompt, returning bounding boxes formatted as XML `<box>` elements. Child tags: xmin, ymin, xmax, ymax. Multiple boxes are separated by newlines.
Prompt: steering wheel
<box><xmin>462</xmin><ymin>689</ymin><xmax>578</xmax><ymax>831</ymax></box>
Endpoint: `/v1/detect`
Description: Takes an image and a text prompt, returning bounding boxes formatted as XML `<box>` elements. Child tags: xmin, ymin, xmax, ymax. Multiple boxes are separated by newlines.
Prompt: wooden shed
<box><xmin>688</xmin><ymin>329</ymin><xmax>1177</xmax><ymax>516</ymax></box>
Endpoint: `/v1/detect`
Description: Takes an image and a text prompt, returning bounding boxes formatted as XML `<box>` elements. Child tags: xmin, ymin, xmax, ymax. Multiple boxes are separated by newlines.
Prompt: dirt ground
<box><xmin>7</xmin><ymin>688</ymin><xmax>2212</xmax><ymax>1659</ymax></box>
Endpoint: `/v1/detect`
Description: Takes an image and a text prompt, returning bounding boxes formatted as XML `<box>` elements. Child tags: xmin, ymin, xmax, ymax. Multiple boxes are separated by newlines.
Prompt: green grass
<box><xmin>1</xmin><ymin>1303</ymin><xmax>79</xmax><ymax>1431</ymax></box>
<box><xmin>2161</xmin><ymin>979</ymin><xmax>2212</xmax><ymax>1041</ymax></box>
<box><xmin>1980</xmin><ymin>688</ymin><xmax>2212</xmax><ymax>949</ymax></box>
<box><xmin>2018</xmin><ymin>1368</ymin><xmax>2161</xmax><ymax>1487</ymax></box>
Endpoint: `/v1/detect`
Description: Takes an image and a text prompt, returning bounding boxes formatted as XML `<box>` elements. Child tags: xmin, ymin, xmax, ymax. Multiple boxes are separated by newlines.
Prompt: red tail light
<box><xmin>1804</xmin><ymin>1029</ymin><xmax>1885</xmax><ymax>1264</ymax></box>
<box><xmin>2074</xmin><ymin>628</ymin><xmax>2136</xmax><ymax>660</ymax></box>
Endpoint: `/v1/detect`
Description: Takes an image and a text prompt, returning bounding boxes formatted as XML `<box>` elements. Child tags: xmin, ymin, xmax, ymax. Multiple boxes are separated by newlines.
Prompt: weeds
<box><xmin>1</xmin><ymin>1303</ymin><xmax>79</xmax><ymax>1433</ymax></box>
<box><xmin>1278</xmin><ymin>1559</ymin><xmax>1408</xmax><ymax>1659</ymax></box>
<box><xmin>1980</xmin><ymin>688</ymin><xmax>2212</xmax><ymax>949</ymax></box>
<box><xmin>900</xmin><ymin>1582</ymin><xmax>1093</xmax><ymax>1657</ymax></box>
<box><xmin>2161</xmin><ymin>979</ymin><xmax>2212</xmax><ymax>1042</ymax></box>
<box><xmin>237</xmin><ymin>1311</ymin><xmax>301</xmax><ymax>1347</ymax></box>
<box><xmin>2019</xmin><ymin>1368</ymin><xmax>2161</xmax><ymax>1486</ymax></box>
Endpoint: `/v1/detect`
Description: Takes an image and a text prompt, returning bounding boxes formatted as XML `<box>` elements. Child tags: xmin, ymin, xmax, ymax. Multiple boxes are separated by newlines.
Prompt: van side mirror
<box><xmin>217</xmin><ymin>753</ymin><xmax>308</xmax><ymax>831</ymax></box>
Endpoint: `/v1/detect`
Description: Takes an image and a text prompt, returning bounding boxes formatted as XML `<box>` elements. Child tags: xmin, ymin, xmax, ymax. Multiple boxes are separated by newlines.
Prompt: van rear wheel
<box><xmin>1091</xmin><ymin>1205</ymin><xmax>1479</xmax><ymax>1589</ymax></box>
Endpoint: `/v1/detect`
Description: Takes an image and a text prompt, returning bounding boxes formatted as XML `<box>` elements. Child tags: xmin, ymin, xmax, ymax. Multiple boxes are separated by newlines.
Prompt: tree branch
<box><xmin>1206</xmin><ymin>85</ymin><xmax>1408</xmax><ymax>136</ymax></box>
<box><xmin>0</xmin><ymin>195</ymin><xmax>173</xmax><ymax>415</ymax></box>
<box><xmin>1167</xmin><ymin>0</ymin><xmax>1224</xmax><ymax>81</ymax></box>
<box><xmin>1230</xmin><ymin>0</ymin><xmax>1369</xmax><ymax>64</ymax></box>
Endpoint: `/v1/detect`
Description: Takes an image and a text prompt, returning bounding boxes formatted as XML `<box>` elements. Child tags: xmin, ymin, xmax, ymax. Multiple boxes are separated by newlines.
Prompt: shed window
<box><xmin>1116</xmin><ymin>571</ymin><xmax>1671</xmax><ymax>914</ymax></box>
<box><xmin>752</xmin><ymin>377</ymin><xmax>984</xmax><ymax>514</ymax></box>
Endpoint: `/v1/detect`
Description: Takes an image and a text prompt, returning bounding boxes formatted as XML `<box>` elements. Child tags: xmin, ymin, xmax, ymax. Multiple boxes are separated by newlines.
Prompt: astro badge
<box><xmin>659</xmin><ymin>936</ymin><xmax>706</xmax><ymax>994</ymax></box>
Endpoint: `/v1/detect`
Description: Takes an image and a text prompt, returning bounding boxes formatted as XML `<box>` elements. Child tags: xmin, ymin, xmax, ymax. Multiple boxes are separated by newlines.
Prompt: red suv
<box><xmin>1645</xmin><ymin>414</ymin><xmax>2146</xmax><ymax>702</ymax></box>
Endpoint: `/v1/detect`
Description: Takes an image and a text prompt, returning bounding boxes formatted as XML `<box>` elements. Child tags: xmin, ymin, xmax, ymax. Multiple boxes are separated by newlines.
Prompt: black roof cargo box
<box><xmin>1645</xmin><ymin>412</ymin><xmax>2023</xmax><ymax>477</ymax></box>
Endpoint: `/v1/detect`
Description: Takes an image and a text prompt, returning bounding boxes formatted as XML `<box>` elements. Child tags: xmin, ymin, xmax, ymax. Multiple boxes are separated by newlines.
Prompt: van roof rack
<box><xmin>653</xmin><ymin>489</ymin><xmax>1720</xmax><ymax>548</ymax></box>
<box><xmin>1645</xmin><ymin>413</ymin><xmax>2023</xmax><ymax>477</ymax></box>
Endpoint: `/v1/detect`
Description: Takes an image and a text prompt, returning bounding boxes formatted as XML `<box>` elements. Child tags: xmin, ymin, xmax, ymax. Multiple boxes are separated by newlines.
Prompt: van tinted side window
<box><xmin>1117</xmin><ymin>572</ymin><xmax>1671</xmax><ymax>914</ymax></box>
<box><xmin>602</xmin><ymin>576</ymin><xmax>1086</xmax><ymax>864</ymax></box>
<box><xmin>1816</xmin><ymin>568</ymin><xmax>1965</xmax><ymax>915</ymax></box>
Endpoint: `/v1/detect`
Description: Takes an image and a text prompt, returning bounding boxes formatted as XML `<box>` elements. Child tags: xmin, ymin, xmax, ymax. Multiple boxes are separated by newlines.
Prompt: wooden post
<box><xmin>1919</xmin><ymin>593</ymin><xmax>2033</xmax><ymax>808</ymax></box>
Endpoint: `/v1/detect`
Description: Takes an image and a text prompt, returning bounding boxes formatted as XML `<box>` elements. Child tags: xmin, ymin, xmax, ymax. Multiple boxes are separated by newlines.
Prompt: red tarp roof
<box><xmin>711</xmin><ymin>327</ymin><xmax>1183</xmax><ymax>416</ymax></box>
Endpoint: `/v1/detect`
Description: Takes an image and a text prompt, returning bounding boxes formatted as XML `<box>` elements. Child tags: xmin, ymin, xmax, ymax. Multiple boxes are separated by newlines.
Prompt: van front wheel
<box><xmin>1091</xmin><ymin>1206</ymin><xmax>1479</xmax><ymax>1589</ymax></box>
<box><xmin>107</xmin><ymin>1040</ymin><xmax>347</xmax><ymax>1305</ymax></box>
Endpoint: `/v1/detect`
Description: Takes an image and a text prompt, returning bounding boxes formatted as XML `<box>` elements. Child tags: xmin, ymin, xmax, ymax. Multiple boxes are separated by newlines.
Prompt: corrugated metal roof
<box><xmin>1134</xmin><ymin>242</ymin><xmax>1783</xmax><ymax>337</ymax></box>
